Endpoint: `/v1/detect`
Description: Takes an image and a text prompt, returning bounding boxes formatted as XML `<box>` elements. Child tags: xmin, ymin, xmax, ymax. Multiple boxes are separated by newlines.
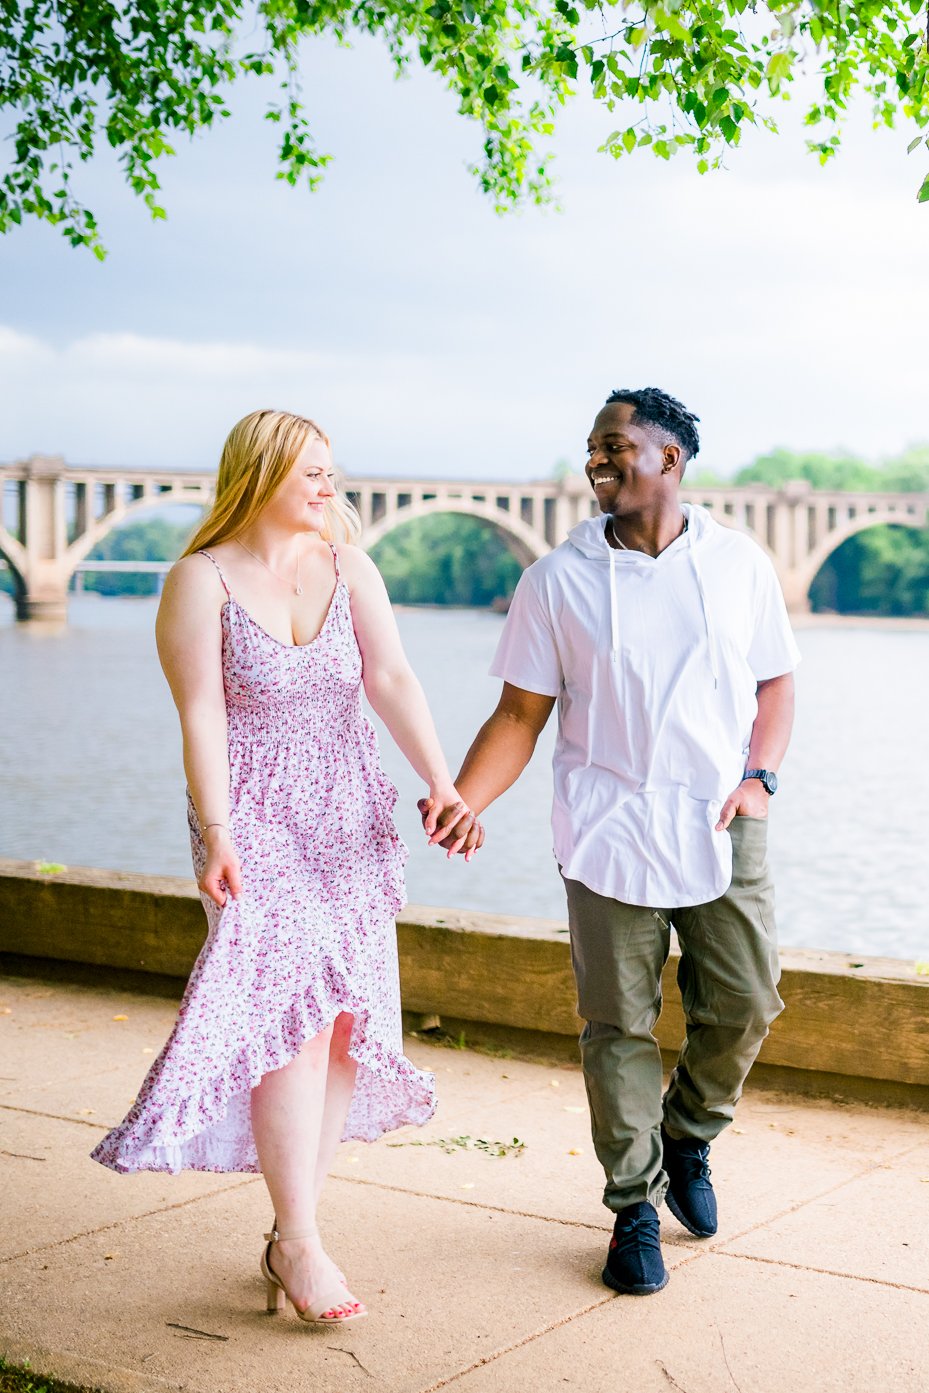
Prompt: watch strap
<box><xmin>743</xmin><ymin>768</ymin><xmax>777</xmax><ymax>794</ymax></box>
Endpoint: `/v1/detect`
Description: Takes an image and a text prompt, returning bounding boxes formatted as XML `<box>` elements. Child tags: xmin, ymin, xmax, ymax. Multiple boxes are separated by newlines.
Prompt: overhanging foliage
<box><xmin>1</xmin><ymin>1</ymin><xmax>927</xmax><ymax>256</ymax></box>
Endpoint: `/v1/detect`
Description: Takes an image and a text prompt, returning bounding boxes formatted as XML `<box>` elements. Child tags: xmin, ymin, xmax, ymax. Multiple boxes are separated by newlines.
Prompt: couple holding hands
<box><xmin>93</xmin><ymin>387</ymin><xmax>798</xmax><ymax>1321</ymax></box>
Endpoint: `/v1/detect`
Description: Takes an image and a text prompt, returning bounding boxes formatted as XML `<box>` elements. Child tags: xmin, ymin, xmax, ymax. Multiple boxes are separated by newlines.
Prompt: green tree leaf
<box><xmin>2</xmin><ymin>0</ymin><xmax>928</xmax><ymax>253</ymax></box>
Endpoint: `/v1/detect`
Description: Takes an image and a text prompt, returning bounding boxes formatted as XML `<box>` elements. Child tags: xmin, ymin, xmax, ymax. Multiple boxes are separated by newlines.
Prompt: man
<box><xmin>422</xmin><ymin>387</ymin><xmax>799</xmax><ymax>1295</ymax></box>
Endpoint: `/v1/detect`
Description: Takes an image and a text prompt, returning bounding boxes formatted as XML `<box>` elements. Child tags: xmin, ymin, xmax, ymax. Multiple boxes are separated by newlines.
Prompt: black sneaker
<box><xmin>662</xmin><ymin>1126</ymin><xmax>718</xmax><ymax>1237</ymax></box>
<box><xmin>602</xmin><ymin>1201</ymin><xmax>669</xmax><ymax>1295</ymax></box>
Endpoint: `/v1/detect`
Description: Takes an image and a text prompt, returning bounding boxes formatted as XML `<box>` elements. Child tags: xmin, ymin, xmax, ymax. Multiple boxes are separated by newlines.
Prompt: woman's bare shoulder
<box><xmin>334</xmin><ymin>542</ymin><xmax>381</xmax><ymax>591</ymax></box>
<box><xmin>163</xmin><ymin>551</ymin><xmax>227</xmax><ymax>605</ymax></box>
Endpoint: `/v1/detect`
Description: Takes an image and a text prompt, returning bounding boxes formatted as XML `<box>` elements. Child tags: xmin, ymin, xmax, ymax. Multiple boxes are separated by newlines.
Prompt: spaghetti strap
<box><xmin>198</xmin><ymin>550</ymin><xmax>231</xmax><ymax>599</ymax></box>
<box><xmin>329</xmin><ymin>542</ymin><xmax>341</xmax><ymax>581</ymax></box>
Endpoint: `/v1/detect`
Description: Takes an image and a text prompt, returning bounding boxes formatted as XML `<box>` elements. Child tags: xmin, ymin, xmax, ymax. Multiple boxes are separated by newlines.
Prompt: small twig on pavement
<box><xmin>1</xmin><ymin>1150</ymin><xmax>46</xmax><ymax>1161</ymax></box>
<box><xmin>327</xmin><ymin>1347</ymin><xmax>374</xmax><ymax>1376</ymax></box>
<box><xmin>166</xmin><ymin>1322</ymin><xmax>229</xmax><ymax>1341</ymax></box>
<box><xmin>716</xmin><ymin>1325</ymin><xmax>743</xmax><ymax>1393</ymax></box>
<box><xmin>657</xmin><ymin>1360</ymin><xmax>692</xmax><ymax>1392</ymax></box>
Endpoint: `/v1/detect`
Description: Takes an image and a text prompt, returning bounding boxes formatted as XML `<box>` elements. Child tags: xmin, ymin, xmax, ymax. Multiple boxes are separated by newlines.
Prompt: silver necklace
<box><xmin>610</xmin><ymin>514</ymin><xmax>687</xmax><ymax>552</ymax></box>
<box><xmin>236</xmin><ymin>539</ymin><xmax>303</xmax><ymax>595</ymax></box>
<box><xmin>610</xmin><ymin>518</ymin><xmax>629</xmax><ymax>551</ymax></box>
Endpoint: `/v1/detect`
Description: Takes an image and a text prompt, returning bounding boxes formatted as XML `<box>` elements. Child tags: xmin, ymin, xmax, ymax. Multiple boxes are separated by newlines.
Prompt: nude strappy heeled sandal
<box><xmin>261</xmin><ymin>1225</ymin><xmax>366</xmax><ymax>1324</ymax></box>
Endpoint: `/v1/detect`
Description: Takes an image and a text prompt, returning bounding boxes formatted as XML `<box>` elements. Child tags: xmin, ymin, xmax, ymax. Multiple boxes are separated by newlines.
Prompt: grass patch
<box><xmin>410</xmin><ymin>1026</ymin><xmax>468</xmax><ymax>1050</ymax></box>
<box><xmin>410</xmin><ymin>1026</ymin><xmax>514</xmax><ymax>1060</ymax></box>
<box><xmin>0</xmin><ymin>1357</ymin><xmax>102</xmax><ymax>1393</ymax></box>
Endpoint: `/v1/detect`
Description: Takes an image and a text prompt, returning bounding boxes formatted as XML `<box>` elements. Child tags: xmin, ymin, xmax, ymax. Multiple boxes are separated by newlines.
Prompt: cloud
<box><xmin>0</xmin><ymin>325</ymin><xmax>53</xmax><ymax>365</ymax></box>
<box><xmin>0</xmin><ymin>326</ymin><xmax>574</xmax><ymax>477</ymax></box>
<box><xmin>2</xmin><ymin>303</ymin><xmax>927</xmax><ymax>485</ymax></box>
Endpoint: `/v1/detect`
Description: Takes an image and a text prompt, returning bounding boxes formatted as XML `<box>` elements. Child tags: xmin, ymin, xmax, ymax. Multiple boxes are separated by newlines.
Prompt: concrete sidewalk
<box><xmin>1</xmin><ymin>973</ymin><xmax>927</xmax><ymax>1393</ymax></box>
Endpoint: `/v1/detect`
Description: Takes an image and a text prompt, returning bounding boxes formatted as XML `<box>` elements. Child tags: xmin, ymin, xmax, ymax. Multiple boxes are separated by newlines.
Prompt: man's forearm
<box><xmin>455</xmin><ymin>709</ymin><xmax>543</xmax><ymax>815</ymax></box>
<box><xmin>746</xmin><ymin>672</ymin><xmax>795</xmax><ymax>772</ymax></box>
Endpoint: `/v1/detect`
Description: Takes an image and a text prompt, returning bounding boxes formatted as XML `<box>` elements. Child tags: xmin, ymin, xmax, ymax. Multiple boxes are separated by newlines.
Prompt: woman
<box><xmin>92</xmin><ymin>409</ymin><xmax>479</xmax><ymax>1324</ymax></box>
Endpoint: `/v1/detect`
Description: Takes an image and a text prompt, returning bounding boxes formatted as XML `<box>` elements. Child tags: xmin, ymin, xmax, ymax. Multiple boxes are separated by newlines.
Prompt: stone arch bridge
<box><xmin>2</xmin><ymin>455</ymin><xmax>927</xmax><ymax>620</ymax></box>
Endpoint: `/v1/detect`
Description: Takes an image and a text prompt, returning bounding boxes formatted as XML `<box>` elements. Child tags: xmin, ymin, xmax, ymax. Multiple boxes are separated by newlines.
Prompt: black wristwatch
<box><xmin>743</xmin><ymin>768</ymin><xmax>778</xmax><ymax>795</ymax></box>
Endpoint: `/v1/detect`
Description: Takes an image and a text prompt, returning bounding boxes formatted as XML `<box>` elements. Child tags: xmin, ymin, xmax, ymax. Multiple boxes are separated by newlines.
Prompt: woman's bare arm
<box><xmin>339</xmin><ymin>546</ymin><xmax>480</xmax><ymax>852</ymax></box>
<box><xmin>155</xmin><ymin>555</ymin><xmax>241</xmax><ymax>904</ymax></box>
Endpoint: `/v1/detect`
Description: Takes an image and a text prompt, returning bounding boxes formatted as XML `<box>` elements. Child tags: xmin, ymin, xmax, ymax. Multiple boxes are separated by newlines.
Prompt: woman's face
<box><xmin>267</xmin><ymin>435</ymin><xmax>337</xmax><ymax>533</ymax></box>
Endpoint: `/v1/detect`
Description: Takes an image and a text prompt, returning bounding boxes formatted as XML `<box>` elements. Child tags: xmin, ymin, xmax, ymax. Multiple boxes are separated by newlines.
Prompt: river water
<box><xmin>2</xmin><ymin>595</ymin><xmax>927</xmax><ymax>962</ymax></box>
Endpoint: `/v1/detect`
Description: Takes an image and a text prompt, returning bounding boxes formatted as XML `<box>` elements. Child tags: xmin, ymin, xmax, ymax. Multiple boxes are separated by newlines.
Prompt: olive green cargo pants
<box><xmin>563</xmin><ymin>815</ymin><xmax>784</xmax><ymax>1214</ymax></box>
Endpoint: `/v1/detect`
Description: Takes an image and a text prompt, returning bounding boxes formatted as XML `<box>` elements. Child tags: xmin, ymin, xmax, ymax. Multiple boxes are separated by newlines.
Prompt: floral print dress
<box><xmin>92</xmin><ymin>546</ymin><xmax>436</xmax><ymax>1174</ymax></box>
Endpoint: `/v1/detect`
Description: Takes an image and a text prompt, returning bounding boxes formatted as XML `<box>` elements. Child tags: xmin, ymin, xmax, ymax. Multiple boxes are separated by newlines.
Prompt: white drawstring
<box><xmin>690</xmin><ymin>549</ymin><xmax>718</xmax><ymax>689</ymax></box>
<box><xmin>609</xmin><ymin>544</ymin><xmax>619</xmax><ymax>661</ymax></box>
<box><xmin>607</xmin><ymin>516</ymin><xmax>713</xmax><ymax>683</ymax></box>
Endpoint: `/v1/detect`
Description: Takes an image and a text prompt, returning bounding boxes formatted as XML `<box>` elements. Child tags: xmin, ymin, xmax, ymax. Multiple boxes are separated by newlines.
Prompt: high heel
<box><xmin>261</xmin><ymin>1225</ymin><xmax>366</xmax><ymax>1324</ymax></box>
<box><xmin>266</xmin><ymin>1271</ymin><xmax>286</xmax><ymax>1314</ymax></box>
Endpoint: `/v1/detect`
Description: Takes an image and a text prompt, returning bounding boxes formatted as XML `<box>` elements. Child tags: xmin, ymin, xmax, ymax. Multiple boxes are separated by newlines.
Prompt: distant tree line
<box><xmin>370</xmin><ymin>515</ymin><xmax>523</xmax><ymax>609</ymax></box>
<box><xmin>688</xmin><ymin>443</ymin><xmax>929</xmax><ymax>494</ymax></box>
<box><xmin>78</xmin><ymin>516</ymin><xmax>193</xmax><ymax>596</ymax></box>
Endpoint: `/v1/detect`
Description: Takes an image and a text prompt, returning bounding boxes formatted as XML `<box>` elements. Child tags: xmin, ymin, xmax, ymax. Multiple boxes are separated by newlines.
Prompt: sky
<box><xmin>1</xmin><ymin>30</ymin><xmax>927</xmax><ymax>483</ymax></box>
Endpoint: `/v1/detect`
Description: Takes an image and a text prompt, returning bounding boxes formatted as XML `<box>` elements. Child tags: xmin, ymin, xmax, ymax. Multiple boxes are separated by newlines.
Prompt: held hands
<box><xmin>198</xmin><ymin>825</ymin><xmax>243</xmax><ymax>907</ymax></box>
<box><xmin>715</xmin><ymin>777</ymin><xmax>770</xmax><ymax>831</ymax></box>
<box><xmin>417</xmin><ymin>786</ymin><xmax>485</xmax><ymax>862</ymax></box>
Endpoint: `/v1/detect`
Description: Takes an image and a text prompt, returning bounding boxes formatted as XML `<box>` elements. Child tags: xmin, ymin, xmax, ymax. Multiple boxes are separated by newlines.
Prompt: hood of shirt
<box><xmin>566</xmin><ymin>503</ymin><xmax>720</xmax><ymax>683</ymax></box>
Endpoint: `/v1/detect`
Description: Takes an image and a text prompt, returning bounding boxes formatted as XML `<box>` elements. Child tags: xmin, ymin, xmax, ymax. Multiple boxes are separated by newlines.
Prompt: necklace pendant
<box><xmin>295</xmin><ymin>584</ymin><xmax>303</xmax><ymax>596</ymax></box>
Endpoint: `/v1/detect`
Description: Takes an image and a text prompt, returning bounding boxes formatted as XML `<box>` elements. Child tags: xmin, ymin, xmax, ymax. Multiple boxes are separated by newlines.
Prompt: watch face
<box><xmin>764</xmin><ymin>771</ymin><xmax>778</xmax><ymax>795</ymax></box>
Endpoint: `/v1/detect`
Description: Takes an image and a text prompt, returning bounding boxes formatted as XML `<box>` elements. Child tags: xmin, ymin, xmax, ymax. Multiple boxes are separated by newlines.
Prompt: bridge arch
<box><xmin>62</xmin><ymin>491</ymin><xmax>212</xmax><ymax>584</ymax></box>
<box><xmin>0</xmin><ymin>526</ymin><xmax>27</xmax><ymax>608</ymax></box>
<box><xmin>792</xmin><ymin>510</ymin><xmax>927</xmax><ymax>605</ymax></box>
<box><xmin>361</xmin><ymin>498</ymin><xmax>549</xmax><ymax>571</ymax></box>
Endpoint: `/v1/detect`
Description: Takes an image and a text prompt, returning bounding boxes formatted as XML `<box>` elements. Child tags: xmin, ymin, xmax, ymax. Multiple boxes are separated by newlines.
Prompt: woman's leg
<box><xmin>314</xmin><ymin>1012</ymin><xmax>358</xmax><ymax>1203</ymax></box>
<box><xmin>250</xmin><ymin>1023</ymin><xmax>361</xmax><ymax>1316</ymax></box>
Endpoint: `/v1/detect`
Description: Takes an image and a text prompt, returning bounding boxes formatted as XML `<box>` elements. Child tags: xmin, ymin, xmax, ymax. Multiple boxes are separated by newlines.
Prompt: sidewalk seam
<box><xmin>411</xmin><ymin>1250</ymin><xmax>716</xmax><ymax>1393</ymax></box>
<box><xmin>411</xmin><ymin>1235</ymin><xmax>929</xmax><ymax>1393</ymax></box>
<box><xmin>0</xmin><ymin>1177</ymin><xmax>260</xmax><ymax>1266</ymax></box>
<box><xmin>694</xmin><ymin>1155</ymin><xmax>908</xmax><ymax>1258</ymax></box>
<box><xmin>412</xmin><ymin>1292</ymin><xmax>615</xmax><ymax>1393</ymax></box>
<box><xmin>331</xmin><ymin>1172</ymin><xmax>610</xmax><ymax>1232</ymax></box>
<box><xmin>714</xmin><ymin>1249</ymin><xmax>929</xmax><ymax>1297</ymax></box>
<box><xmin>0</xmin><ymin>1101</ymin><xmax>109</xmax><ymax>1130</ymax></box>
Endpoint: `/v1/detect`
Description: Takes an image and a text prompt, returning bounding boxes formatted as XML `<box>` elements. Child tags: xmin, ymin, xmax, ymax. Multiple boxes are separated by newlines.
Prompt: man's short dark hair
<box><xmin>604</xmin><ymin>387</ymin><xmax>701</xmax><ymax>461</ymax></box>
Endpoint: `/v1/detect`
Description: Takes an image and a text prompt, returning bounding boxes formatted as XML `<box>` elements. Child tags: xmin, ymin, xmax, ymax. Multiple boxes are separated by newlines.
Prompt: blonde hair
<box><xmin>183</xmin><ymin>409</ymin><xmax>361</xmax><ymax>557</ymax></box>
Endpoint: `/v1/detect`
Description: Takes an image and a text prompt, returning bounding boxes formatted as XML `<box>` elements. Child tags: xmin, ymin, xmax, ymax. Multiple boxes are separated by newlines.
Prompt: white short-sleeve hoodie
<box><xmin>490</xmin><ymin>504</ymin><xmax>801</xmax><ymax>908</ymax></box>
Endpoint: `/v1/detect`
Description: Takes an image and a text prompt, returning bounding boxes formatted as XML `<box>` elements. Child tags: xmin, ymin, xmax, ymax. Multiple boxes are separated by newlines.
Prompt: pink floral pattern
<box><xmin>92</xmin><ymin>547</ymin><xmax>436</xmax><ymax>1174</ymax></box>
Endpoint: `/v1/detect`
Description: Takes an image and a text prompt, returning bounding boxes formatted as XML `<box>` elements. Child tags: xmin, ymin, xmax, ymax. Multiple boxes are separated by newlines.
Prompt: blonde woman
<box><xmin>92</xmin><ymin>409</ymin><xmax>479</xmax><ymax>1323</ymax></box>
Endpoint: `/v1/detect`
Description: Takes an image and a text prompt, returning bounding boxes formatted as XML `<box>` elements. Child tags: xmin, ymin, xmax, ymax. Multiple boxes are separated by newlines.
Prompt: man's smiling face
<box><xmin>585</xmin><ymin>401</ymin><xmax>681</xmax><ymax>518</ymax></box>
